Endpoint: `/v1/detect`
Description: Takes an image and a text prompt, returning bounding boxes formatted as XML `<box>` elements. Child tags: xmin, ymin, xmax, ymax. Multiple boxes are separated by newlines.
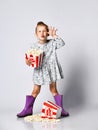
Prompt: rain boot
<box><xmin>17</xmin><ymin>95</ymin><xmax>35</xmax><ymax>118</ymax></box>
<box><xmin>54</xmin><ymin>94</ymin><xmax>69</xmax><ymax>117</ymax></box>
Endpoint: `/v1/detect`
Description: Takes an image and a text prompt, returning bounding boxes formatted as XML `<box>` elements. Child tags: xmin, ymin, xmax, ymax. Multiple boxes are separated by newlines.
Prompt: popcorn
<box><xmin>25</xmin><ymin>48</ymin><xmax>43</xmax><ymax>68</ymax></box>
<box><xmin>41</xmin><ymin>101</ymin><xmax>61</xmax><ymax>119</ymax></box>
<box><xmin>24</xmin><ymin>114</ymin><xmax>60</xmax><ymax>122</ymax></box>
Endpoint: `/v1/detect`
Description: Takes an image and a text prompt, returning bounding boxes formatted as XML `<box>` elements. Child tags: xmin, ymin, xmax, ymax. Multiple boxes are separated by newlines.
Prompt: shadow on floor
<box><xmin>63</xmin><ymin>59</ymin><xmax>89</xmax><ymax>114</ymax></box>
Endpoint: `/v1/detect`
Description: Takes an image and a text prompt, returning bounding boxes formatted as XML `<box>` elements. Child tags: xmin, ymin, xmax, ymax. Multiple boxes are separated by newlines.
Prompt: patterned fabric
<box><xmin>31</xmin><ymin>37</ymin><xmax>65</xmax><ymax>85</ymax></box>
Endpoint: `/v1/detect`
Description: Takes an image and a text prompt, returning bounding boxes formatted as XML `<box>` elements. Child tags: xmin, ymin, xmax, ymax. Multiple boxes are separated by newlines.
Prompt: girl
<box><xmin>17</xmin><ymin>21</ymin><xmax>69</xmax><ymax>117</ymax></box>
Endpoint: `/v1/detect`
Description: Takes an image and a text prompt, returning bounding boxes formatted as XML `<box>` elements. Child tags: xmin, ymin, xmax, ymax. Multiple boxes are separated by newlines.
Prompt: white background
<box><xmin>0</xmin><ymin>0</ymin><xmax>98</xmax><ymax>114</ymax></box>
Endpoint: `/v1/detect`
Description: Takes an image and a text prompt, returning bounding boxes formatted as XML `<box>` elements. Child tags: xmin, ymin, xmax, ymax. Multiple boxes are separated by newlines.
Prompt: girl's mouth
<box><xmin>41</xmin><ymin>36</ymin><xmax>45</xmax><ymax>38</ymax></box>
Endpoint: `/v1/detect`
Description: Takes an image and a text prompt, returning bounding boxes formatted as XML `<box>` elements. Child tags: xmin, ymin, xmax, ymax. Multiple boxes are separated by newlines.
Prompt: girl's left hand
<box><xmin>48</xmin><ymin>26</ymin><xmax>58</xmax><ymax>38</ymax></box>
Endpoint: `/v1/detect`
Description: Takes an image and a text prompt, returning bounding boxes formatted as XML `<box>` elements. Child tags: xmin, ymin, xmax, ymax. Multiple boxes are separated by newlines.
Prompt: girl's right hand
<box><xmin>25</xmin><ymin>58</ymin><xmax>32</xmax><ymax>66</ymax></box>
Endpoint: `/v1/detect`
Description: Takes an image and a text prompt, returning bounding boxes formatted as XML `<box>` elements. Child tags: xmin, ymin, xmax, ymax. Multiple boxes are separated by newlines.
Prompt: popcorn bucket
<box><xmin>25</xmin><ymin>48</ymin><xmax>43</xmax><ymax>68</ymax></box>
<box><xmin>41</xmin><ymin>101</ymin><xmax>61</xmax><ymax>119</ymax></box>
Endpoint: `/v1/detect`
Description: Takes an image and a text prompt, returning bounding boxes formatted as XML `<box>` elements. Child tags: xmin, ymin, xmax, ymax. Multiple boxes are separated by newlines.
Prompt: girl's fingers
<box><xmin>52</xmin><ymin>27</ymin><xmax>57</xmax><ymax>36</ymax></box>
<box><xmin>48</xmin><ymin>26</ymin><xmax>58</xmax><ymax>37</ymax></box>
<box><xmin>48</xmin><ymin>26</ymin><xmax>53</xmax><ymax>36</ymax></box>
<box><xmin>28</xmin><ymin>59</ymin><xmax>32</xmax><ymax>64</ymax></box>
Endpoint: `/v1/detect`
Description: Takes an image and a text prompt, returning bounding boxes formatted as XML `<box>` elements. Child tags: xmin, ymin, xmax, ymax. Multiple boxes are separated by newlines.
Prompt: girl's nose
<box><xmin>41</xmin><ymin>31</ymin><xmax>44</xmax><ymax>35</ymax></box>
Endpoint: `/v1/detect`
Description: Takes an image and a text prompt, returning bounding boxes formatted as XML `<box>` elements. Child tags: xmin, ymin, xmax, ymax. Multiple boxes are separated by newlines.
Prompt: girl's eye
<box><xmin>38</xmin><ymin>30</ymin><xmax>47</xmax><ymax>33</ymax></box>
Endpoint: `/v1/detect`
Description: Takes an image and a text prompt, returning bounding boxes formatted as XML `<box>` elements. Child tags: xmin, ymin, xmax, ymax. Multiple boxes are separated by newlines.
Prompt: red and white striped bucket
<box><xmin>41</xmin><ymin>101</ymin><xmax>61</xmax><ymax>119</ymax></box>
<box><xmin>25</xmin><ymin>48</ymin><xmax>43</xmax><ymax>68</ymax></box>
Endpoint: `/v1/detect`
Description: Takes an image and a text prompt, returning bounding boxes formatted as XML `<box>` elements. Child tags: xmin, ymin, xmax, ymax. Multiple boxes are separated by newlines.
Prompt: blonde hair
<box><xmin>35</xmin><ymin>21</ymin><xmax>49</xmax><ymax>33</ymax></box>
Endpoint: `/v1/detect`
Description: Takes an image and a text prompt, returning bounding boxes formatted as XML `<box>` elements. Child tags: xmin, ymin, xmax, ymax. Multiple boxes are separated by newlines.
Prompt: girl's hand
<box><xmin>48</xmin><ymin>26</ymin><xmax>58</xmax><ymax>38</ymax></box>
<box><xmin>25</xmin><ymin>58</ymin><xmax>32</xmax><ymax>66</ymax></box>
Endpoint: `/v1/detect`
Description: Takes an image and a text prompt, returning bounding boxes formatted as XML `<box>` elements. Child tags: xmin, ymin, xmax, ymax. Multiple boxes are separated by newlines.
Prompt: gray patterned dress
<box><xmin>31</xmin><ymin>37</ymin><xmax>65</xmax><ymax>85</ymax></box>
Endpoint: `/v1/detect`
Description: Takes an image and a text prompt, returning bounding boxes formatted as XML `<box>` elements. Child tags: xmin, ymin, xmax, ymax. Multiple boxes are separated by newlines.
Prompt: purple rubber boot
<box><xmin>17</xmin><ymin>95</ymin><xmax>35</xmax><ymax>118</ymax></box>
<box><xmin>54</xmin><ymin>94</ymin><xmax>69</xmax><ymax>117</ymax></box>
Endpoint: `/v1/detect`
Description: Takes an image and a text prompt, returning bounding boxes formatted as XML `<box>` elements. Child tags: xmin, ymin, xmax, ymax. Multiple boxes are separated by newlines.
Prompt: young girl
<box><xmin>17</xmin><ymin>21</ymin><xmax>69</xmax><ymax>118</ymax></box>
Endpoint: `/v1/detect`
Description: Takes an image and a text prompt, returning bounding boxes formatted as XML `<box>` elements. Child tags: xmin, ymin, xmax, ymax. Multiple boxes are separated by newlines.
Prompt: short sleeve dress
<box><xmin>31</xmin><ymin>37</ymin><xmax>65</xmax><ymax>85</ymax></box>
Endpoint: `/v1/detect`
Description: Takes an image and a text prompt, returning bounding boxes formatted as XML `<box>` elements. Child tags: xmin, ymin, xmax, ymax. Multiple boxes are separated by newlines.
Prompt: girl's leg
<box><xmin>17</xmin><ymin>84</ymin><xmax>41</xmax><ymax>118</ymax></box>
<box><xmin>49</xmin><ymin>82</ymin><xmax>58</xmax><ymax>96</ymax></box>
<box><xmin>31</xmin><ymin>84</ymin><xmax>41</xmax><ymax>97</ymax></box>
<box><xmin>50</xmin><ymin>82</ymin><xmax>69</xmax><ymax>117</ymax></box>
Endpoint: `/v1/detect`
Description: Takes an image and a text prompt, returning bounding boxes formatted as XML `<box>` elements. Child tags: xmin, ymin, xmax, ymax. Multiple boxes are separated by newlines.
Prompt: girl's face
<box><xmin>36</xmin><ymin>25</ymin><xmax>48</xmax><ymax>43</ymax></box>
